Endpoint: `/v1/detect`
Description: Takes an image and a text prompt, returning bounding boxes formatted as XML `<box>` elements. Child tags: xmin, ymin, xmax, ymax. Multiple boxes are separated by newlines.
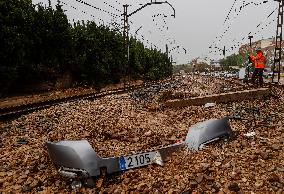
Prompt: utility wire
<box><xmin>232</xmin><ymin>9</ymin><xmax>276</xmax><ymax>49</ymax></box>
<box><xmin>74</xmin><ymin>0</ymin><xmax>120</xmax><ymax>17</ymax></box>
<box><xmin>209</xmin><ymin>16</ymin><xmax>276</xmax><ymax>56</ymax></box>
<box><xmin>152</xmin><ymin>13</ymin><xmax>169</xmax><ymax>32</ymax></box>
<box><xmin>223</xmin><ymin>0</ymin><xmax>238</xmax><ymax>25</ymax></box>
<box><xmin>61</xmin><ymin>1</ymin><xmax>105</xmax><ymax>24</ymax></box>
<box><xmin>150</xmin><ymin>11</ymin><xmax>188</xmax><ymax>55</ymax></box>
<box><xmin>114</xmin><ymin>0</ymin><xmax>122</xmax><ymax>6</ymax></box>
<box><xmin>209</xmin><ymin>0</ymin><xmax>276</xmax><ymax>56</ymax></box>
<box><xmin>61</xmin><ymin>0</ymin><xmax>123</xmax><ymax>30</ymax></box>
<box><xmin>102</xmin><ymin>0</ymin><xmax>122</xmax><ymax>13</ymax></box>
<box><xmin>210</xmin><ymin>0</ymin><xmax>271</xmax><ymax>49</ymax></box>
<box><xmin>128</xmin><ymin>2</ymin><xmax>175</xmax><ymax>53</ymax></box>
<box><xmin>227</xmin><ymin>8</ymin><xmax>277</xmax><ymax>51</ymax></box>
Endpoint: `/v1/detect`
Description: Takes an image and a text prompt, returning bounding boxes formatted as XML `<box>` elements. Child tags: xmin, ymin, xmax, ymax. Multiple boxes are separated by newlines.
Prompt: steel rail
<box><xmin>0</xmin><ymin>82</ymin><xmax>156</xmax><ymax>120</ymax></box>
<box><xmin>1</xmin><ymin>76</ymin><xmax>282</xmax><ymax>120</ymax></box>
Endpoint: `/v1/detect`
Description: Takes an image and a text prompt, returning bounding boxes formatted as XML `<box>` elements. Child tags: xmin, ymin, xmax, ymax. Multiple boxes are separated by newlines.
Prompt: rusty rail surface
<box><xmin>1</xmin><ymin>77</ymin><xmax>282</xmax><ymax>120</ymax></box>
<box><xmin>0</xmin><ymin>83</ymin><xmax>152</xmax><ymax>120</ymax></box>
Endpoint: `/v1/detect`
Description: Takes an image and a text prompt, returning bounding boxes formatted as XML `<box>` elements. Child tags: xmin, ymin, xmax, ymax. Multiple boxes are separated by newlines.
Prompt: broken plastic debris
<box><xmin>204</xmin><ymin>103</ymin><xmax>216</xmax><ymax>108</ymax></box>
<box><xmin>199</xmin><ymin>137</ymin><xmax>220</xmax><ymax>149</ymax></box>
<box><xmin>152</xmin><ymin>151</ymin><xmax>164</xmax><ymax>166</ymax></box>
<box><xmin>244</xmin><ymin>132</ymin><xmax>256</xmax><ymax>137</ymax></box>
<box><xmin>46</xmin><ymin>117</ymin><xmax>232</xmax><ymax>180</ymax></box>
<box><xmin>185</xmin><ymin>117</ymin><xmax>232</xmax><ymax>150</ymax></box>
<box><xmin>71</xmin><ymin>180</ymin><xmax>82</xmax><ymax>189</ymax></box>
<box><xmin>17</xmin><ymin>138</ymin><xmax>28</xmax><ymax>145</ymax></box>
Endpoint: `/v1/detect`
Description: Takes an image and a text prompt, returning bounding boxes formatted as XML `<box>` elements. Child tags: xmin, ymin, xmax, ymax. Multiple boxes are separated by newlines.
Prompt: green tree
<box><xmin>219</xmin><ymin>53</ymin><xmax>246</xmax><ymax>70</ymax></box>
<box><xmin>0</xmin><ymin>0</ymin><xmax>172</xmax><ymax>95</ymax></box>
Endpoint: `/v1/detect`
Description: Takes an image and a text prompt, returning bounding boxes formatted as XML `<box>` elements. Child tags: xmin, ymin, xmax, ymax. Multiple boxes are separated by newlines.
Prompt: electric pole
<box><xmin>223</xmin><ymin>46</ymin><xmax>226</xmax><ymax>57</ymax></box>
<box><xmin>271</xmin><ymin>0</ymin><xmax>283</xmax><ymax>83</ymax></box>
<box><xmin>122</xmin><ymin>1</ymin><xmax>175</xmax><ymax>87</ymax></box>
<box><xmin>123</xmin><ymin>5</ymin><xmax>130</xmax><ymax>87</ymax></box>
<box><xmin>248</xmin><ymin>35</ymin><xmax>254</xmax><ymax>47</ymax></box>
<box><xmin>166</xmin><ymin>44</ymin><xmax>169</xmax><ymax>59</ymax></box>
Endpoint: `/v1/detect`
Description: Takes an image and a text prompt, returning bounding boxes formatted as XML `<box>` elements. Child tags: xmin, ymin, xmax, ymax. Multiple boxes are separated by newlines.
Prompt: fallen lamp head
<box><xmin>46</xmin><ymin>117</ymin><xmax>232</xmax><ymax>178</ymax></box>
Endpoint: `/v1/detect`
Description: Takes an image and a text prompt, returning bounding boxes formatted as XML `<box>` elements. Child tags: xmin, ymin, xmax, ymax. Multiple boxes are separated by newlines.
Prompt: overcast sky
<box><xmin>32</xmin><ymin>0</ymin><xmax>279</xmax><ymax>64</ymax></box>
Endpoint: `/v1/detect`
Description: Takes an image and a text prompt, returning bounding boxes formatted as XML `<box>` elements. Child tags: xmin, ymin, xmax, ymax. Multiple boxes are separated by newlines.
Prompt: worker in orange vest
<box><xmin>249</xmin><ymin>48</ymin><xmax>266</xmax><ymax>86</ymax></box>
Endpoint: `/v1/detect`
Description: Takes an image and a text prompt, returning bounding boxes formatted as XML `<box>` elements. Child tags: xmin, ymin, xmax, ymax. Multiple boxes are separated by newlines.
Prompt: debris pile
<box><xmin>0</xmin><ymin>75</ymin><xmax>283</xmax><ymax>193</ymax></box>
<box><xmin>131</xmin><ymin>76</ymin><xmax>250</xmax><ymax>104</ymax></box>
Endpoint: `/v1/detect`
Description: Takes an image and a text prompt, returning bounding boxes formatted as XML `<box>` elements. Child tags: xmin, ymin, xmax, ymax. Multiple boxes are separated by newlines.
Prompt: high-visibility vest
<box><xmin>250</xmin><ymin>54</ymin><xmax>265</xmax><ymax>69</ymax></box>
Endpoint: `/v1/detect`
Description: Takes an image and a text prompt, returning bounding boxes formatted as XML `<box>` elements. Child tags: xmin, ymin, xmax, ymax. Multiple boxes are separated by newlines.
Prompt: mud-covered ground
<box><xmin>1</xmin><ymin>75</ymin><xmax>283</xmax><ymax>193</ymax></box>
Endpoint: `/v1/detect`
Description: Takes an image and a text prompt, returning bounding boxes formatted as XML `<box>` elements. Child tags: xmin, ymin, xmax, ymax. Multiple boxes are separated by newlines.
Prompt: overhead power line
<box><xmin>61</xmin><ymin>0</ymin><xmax>123</xmax><ymax>30</ymax></box>
<box><xmin>102</xmin><ymin>1</ymin><xmax>122</xmax><ymax>13</ymax></box>
<box><xmin>223</xmin><ymin>0</ymin><xmax>238</xmax><ymax>25</ymax></box>
<box><xmin>224</xmin><ymin>8</ymin><xmax>277</xmax><ymax>52</ymax></box>
<box><xmin>210</xmin><ymin>0</ymin><xmax>272</xmax><ymax>49</ymax></box>
<box><xmin>208</xmin><ymin>0</ymin><xmax>277</xmax><ymax>57</ymax></box>
<box><xmin>60</xmin><ymin>1</ymin><xmax>105</xmax><ymax>25</ymax></box>
<box><xmin>114</xmin><ymin>0</ymin><xmax>122</xmax><ymax>6</ymax></box>
<box><xmin>74</xmin><ymin>0</ymin><xmax>120</xmax><ymax>17</ymax></box>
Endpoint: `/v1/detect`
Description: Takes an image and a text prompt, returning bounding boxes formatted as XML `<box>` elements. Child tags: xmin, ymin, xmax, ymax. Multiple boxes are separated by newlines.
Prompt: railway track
<box><xmin>0</xmin><ymin>83</ymin><xmax>156</xmax><ymax>120</ymax></box>
<box><xmin>1</xmin><ymin>76</ymin><xmax>282</xmax><ymax>120</ymax></box>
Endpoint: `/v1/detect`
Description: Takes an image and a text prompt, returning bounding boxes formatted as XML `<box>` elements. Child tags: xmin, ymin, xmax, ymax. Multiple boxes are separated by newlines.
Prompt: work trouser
<box><xmin>251</xmin><ymin>68</ymin><xmax>264</xmax><ymax>86</ymax></box>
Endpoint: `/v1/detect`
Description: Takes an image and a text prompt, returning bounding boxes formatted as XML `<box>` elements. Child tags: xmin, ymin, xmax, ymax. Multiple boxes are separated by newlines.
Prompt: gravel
<box><xmin>0</xmin><ymin>75</ymin><xmax>283</xmax><ymax>193</ymax></box>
